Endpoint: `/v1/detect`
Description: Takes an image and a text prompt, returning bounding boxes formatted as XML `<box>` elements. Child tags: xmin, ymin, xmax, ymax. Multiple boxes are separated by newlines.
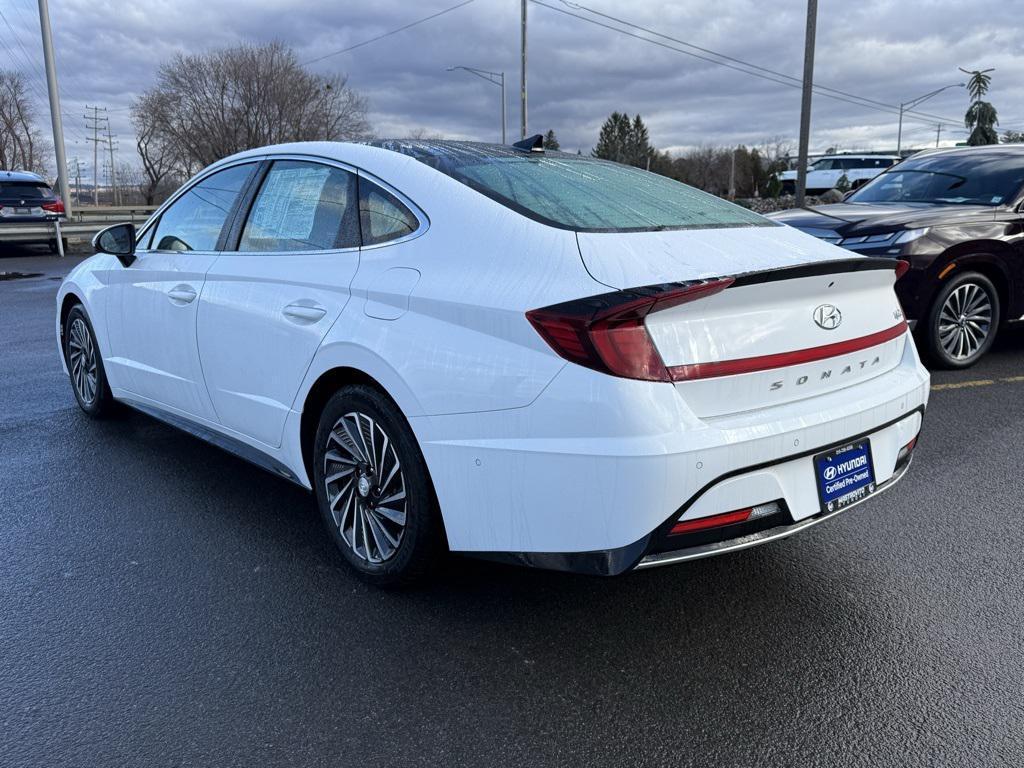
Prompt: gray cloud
<box><xmin>4</xmin><ymin>0</ymin><xmax>1022</xmax><ymax>179</ymax></box>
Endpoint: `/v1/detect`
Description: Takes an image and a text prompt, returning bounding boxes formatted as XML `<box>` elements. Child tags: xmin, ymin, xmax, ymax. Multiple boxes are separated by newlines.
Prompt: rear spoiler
<box><xmin>729</xmin><ymin>257</ymin><xmax>907</xmax><ymax>288</ymax></box>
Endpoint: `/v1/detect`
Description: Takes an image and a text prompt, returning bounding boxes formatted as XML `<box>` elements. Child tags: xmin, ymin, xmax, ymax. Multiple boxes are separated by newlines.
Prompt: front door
<box><xmin>111</xmin><ymin>162</ymin><xmax>257</xmax><ymax>420</ymax></box>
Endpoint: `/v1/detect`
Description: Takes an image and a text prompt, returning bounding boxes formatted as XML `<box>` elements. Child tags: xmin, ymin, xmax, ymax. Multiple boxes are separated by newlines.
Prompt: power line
<box><xmin>303</xmin><ymin>0</ymin><xmax>476</xmax><ymax>65</ymax></box>
<box><xmin>551</xmin><ymin>0</ymin><xmax>963</xmax><ymax>126</ymax></box>
<box><xmin>532</xmin><ymin>0</ymin><xmax>964</xmax><ymax>129</ymax></box>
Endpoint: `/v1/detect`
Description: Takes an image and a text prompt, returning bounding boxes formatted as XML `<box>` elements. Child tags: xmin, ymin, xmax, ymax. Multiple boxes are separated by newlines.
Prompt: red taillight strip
<box><xmin>667</xmin><ymin>320</ymin><xmax>908</xmax><ymax>382</ymax></box>
<box><xmin>670</xmin><ymin>508</ymin><xmax>752</xmax><ymax>535</ymax></box>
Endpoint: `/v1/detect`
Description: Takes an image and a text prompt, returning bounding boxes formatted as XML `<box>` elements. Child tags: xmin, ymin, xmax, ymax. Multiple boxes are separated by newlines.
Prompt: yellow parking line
<box><xmin>931</xmin><ymin>379</ymin><xmax>995</xmax><ymax>391</ymax></box>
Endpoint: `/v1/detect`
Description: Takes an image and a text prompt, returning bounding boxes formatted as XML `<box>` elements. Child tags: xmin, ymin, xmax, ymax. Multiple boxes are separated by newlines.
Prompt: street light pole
<box><xmin>897</xmin><ymin>83</ymin><xmax>964</xmax><ymax>154</ymax></box>
<box><xmin>37</xmin><ymin>0</ymin><xmax>72</xmax><ymax>219</ymax></box>
<box><xmin>447</xmin><ymin>66</ymin><xmax>507</xmax><ymax>143</ymax></box>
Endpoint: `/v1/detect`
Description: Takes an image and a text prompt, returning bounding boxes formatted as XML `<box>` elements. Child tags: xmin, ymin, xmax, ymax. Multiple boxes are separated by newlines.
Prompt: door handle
<box><xmin>283</xmin><ymin>302</ymin><xmax>327</xmax><ymax>323</ymax></box>
<box><xmin>167</xmin><ymin>285</ymin><xmax>197</xmax><ymax>305</ymax></box>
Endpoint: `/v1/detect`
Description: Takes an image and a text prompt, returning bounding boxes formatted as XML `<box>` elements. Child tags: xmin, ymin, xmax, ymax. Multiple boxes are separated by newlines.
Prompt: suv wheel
<box><xmin>924</xmin><ymin>270</ymin><xmax>1000</xmax><ymax>369</ymax></box>
<box><xmin>312</xmin><ymin>385</ymin><xmax>443</xmax><ymax>586</ymax></box>
<box><xmin>64</xmin><ymin>305</ymin><xmax>116</xmax><ymax>417</ymax></box>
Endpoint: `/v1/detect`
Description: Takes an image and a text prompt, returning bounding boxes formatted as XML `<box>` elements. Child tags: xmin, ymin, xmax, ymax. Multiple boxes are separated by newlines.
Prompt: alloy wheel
<box><xmin>937</xmin><ymin>281</ymin><xmax>993</xmax><ymax>361</ymax></box>
<box><xmin>323</xmin><ymin>411</ymin><xmax>408</xmax><ymax>564</ymax></box>
<box><xmin>68</xmin><ymin>317</ymin><xmax>98</xmax><ymax>405</ymax></box>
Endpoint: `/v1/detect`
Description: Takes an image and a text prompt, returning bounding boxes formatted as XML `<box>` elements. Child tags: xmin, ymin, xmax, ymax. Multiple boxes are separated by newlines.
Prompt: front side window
<box><xmin>151</xmin><ymin>163</ymin><xmax>255</xmax><ymax>252</ymax></box>
<box><xmin>810</xmin><ymin>158</ymin><xmax>837</xmax><ymax>171</ymax></box>
<box><xmin>359</xmin><ymin>179</ymin><xmax>418</xmax><ymax>245</ymax></box>
<box><xmin>239</xmin><ymin>160</ymin><xmax>359</xmax><ymax>252</ymax></box>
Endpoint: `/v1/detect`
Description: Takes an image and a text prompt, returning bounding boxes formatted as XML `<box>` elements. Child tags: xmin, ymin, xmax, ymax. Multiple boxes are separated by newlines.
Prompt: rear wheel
<box><xmin>64</xmin><ymin>305</ymin><xmax>116</xmax><ymax>417</ymax></box>
<box><xmin>924</xmin><ymin>271</ymin><xmax>1000</xmax><ymax>369</ymax></box>
<box><xmin>312</xmin><ymin>385</ymin><xmax>443</xmax><ymax>586</ymax></box>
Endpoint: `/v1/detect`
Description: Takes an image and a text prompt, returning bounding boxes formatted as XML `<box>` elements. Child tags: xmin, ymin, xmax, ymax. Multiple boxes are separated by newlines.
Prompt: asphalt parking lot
<box><xmin>2</xmin><ymin>249</ymin><xmax>1023</xmax><ymax>767</ymax></box>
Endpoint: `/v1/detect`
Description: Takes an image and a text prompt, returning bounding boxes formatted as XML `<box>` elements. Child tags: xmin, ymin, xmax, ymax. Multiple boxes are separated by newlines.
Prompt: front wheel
<box><xmin>64</xmin><ymin>305</ymin><xmax>116</xmax><ymax>417</ymax></box>
<box><xmin>923</xmin><ymin>271</ymin><xmax>1000</xmax><ymax>369</ymax></box>
<box><xmin>312</xmin><ymin>385</ymin><xmax>444</xmax><ymax>586</ymax></box>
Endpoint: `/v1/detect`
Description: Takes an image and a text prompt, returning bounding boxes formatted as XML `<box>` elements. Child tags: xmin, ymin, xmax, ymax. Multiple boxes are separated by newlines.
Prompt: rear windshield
<box><xmin>0</xmin><ymin>181</ymin><xmax>52</xmax><ymax>199</ymax></box>
<box><xmin>371</xmin><ymin>141</ymin><xmax>771</xmax><ymax>232</ymax></box>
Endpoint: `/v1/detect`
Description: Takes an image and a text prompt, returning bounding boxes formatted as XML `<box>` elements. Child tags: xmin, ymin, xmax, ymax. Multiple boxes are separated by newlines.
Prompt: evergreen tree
<box><xmin>543</xmin><ymin>129</ymin><xmax>560</xmax><ymax>150</ymax></box>
<box><xmin>592</xmin><ymin>112</ymin><xmax>653</xmax><ymax>168</ymax></box>
<box><xmin>960</xmin><ymin>67</ymin><xmax>999</xmax><ymax>146</ymax></box>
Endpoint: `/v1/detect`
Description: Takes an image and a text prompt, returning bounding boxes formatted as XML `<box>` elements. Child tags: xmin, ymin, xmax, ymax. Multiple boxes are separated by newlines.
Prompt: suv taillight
<box><xmin>42</xmin><ymin>199</ymin><xmax>64</xmax><ymax>214</ymax></box>
<box><xmin>526</xmin><ymin>278</ymin><xmax>734</xmax><ymax>381</ymax></box>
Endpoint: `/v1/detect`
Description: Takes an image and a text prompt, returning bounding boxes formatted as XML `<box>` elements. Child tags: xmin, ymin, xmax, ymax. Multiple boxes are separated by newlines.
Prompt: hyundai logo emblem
<box><xmin>823</xmin><ymin>465</ymin><xmax>838</xmax><ymax>481</ymax></box>
<box><xmin>813</xmin><ymin>304</ymin><xmax>842</xmax><ymax>330</ymax></box>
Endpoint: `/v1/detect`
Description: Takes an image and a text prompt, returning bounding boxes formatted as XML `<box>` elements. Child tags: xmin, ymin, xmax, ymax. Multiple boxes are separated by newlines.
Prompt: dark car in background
<box><xmin>770</xmin><ymin>145</ymin><xmax>1024</xmax><ymax>368</ymax></box>
<box><xmin>0</xmin><ymin>170</ymin><xmax>66</xmax><ymax>253</ymax></box>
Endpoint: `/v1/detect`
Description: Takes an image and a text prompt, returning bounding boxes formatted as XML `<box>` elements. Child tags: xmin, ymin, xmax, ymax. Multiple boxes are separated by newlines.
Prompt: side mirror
<box><xmin>93</xmin><ymin>223</ymin><xmax>136</xmax><ymax>267</ymax></box>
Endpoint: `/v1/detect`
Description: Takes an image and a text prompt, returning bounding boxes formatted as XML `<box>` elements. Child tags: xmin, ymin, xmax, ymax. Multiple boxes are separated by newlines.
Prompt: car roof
<box><xmin>903</xmin><ymin>143</ymin><xmax>1024</xmax><ymax>161</ymax></box>
<box><xmin>0</xmin><ymin>169</ymin><xmax>47</xmax><ymax>183</ymax></box>
<box><xmin>814</xmin><ymin>154</ymin><xmax>900</xmax><ymax>159</ymax></box>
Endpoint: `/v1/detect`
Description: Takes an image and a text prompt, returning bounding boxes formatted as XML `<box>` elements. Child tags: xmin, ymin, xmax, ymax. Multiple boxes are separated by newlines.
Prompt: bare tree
<box><xmin>135</xmin><ymin>41</ymin><xmax>371</xmax><ymax>172</ymax></box>
<box><xmin>0</xmin><ymin>70</ymin><xmax>49</xmax><ymax>175</ymax></box>
<box><xmin>131</xmin><ymin>91</ymin><xmax>181</xmax><ymax>204</ymax></box>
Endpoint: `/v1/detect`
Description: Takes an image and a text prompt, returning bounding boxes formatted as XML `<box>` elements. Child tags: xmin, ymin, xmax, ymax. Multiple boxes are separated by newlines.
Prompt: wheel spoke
<box><xmin>374</xmin><ymin>505</ymin><xmax>407</xmax><ymax>526</ymax></box>
<box><xmin>325</xmin><ymin>466</ymin><xmax>355</xmax><ymax>484</ymax></box>
<box><xmin>378</xmin><ymin>488</ymin><xmax>406</xmax><ymax>506</ymax></box>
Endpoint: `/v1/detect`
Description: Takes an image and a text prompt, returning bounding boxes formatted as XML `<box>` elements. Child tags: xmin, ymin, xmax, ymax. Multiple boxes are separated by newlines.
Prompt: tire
<box><xmin>312</xmin><ymin>384</ymin><xmax>443</xmax><ymax>586</ymax></box>
<box><xmin>781</xmin><ymin>181</ymin><xmax>796</xmax><ymax>196</ymax></box>
<box><xmin>923</xmin><ymin>270</ymin><xmax>1001</xmax><ymax>369</ymax></box>
<box><xmin>64</xmin><ymin>305</ymin><xmax>116</xmax><ymax>417</ymax></box>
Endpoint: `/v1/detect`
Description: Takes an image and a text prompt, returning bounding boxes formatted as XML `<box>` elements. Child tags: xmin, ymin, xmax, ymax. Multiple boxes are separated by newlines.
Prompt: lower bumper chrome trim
<box><xmin>633</xmin><ymin>459</ymin><xmax>913</xmax><ymax>570</ymax></box>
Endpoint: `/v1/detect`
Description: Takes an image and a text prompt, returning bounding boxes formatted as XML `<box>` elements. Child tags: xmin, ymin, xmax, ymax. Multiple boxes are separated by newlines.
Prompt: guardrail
<box><xmin>69</xmin><ymin>205</ymin><xmax>158</xmax><ymax>224</ymax></box>
<box><xmin>1</xmin><ymin>205</ymin><xmax>159</xmax><ymax>253</ymax></box>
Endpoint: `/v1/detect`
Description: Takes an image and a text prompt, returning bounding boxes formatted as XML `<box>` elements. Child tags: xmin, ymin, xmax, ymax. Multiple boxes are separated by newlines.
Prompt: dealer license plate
<box><xmin>814</xmin><ymin>440</ymin><xmax>876</xmax><ymax>513</ymax></box>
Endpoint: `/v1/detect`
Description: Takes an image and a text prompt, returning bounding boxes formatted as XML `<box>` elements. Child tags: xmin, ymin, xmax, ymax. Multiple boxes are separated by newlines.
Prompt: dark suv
<box><xmin>769</xmin><ymin>145</ymin><xmax>1024</xmax><ymax>368</ymax></box>
<box><xmin>0</xmin><ymin>170</ymin><xmax>66</xmax><ymax>252</ymax></box>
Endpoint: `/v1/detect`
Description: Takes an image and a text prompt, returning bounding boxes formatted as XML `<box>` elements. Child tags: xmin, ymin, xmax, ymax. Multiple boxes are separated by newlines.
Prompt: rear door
<box><xmin>109</xmin><ymin>161</ymin><xmax>258</xmax><ymax>420</ymax></box>
<box><xmin>196</xmin><ymin>158</ymin><xmax>362</xmax><ymax>447</ymax></box>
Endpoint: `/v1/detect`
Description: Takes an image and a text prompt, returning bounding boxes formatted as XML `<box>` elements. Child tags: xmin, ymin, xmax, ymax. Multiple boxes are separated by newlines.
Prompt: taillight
<box><xmin>42</xmin><ymin>199</ymin><xmax>65</xmax><ymax>214</ymax></box>
<box><xmin>895</xmin><ymin>435</ymin><xmax>918</xmax><ymax>467</ymax></box>
<box><xmin>526</xmin><ymin>278</ymin><xmax>734</xmax><ymax>381</ymax></box>
<box><xmin>669</xmin><ymin>501</ymin><xmax>781</xmax><ymax>535</ymax></box>
<box><xmin>894</xmin><ymin>260</ymin><xmax>910</xmax><ymax>280</ymax></box>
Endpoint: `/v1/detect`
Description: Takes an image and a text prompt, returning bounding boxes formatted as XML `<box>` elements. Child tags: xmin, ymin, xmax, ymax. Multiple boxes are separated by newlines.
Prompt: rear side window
<box><xmin>151</xmin><ymin>163</ymin><xmax>255</xmax><ymax>251</ymax></box>
<box><xmin>0</xmin><ymin>182</ymin><xmax>52</xmax><ymax>199</ymax></box>
<box><xmin>239</xmin><ymin>160</ymin><xmax>360</xmax><ymax>252</ymax></box>
<box><xmin>359</xmin><ymin>179</ymin><xmax>418</xmax><ymax>245</ymax></box>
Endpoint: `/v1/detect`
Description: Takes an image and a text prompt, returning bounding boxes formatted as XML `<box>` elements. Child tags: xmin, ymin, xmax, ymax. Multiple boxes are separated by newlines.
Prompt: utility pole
<box><xmin>73</xmin><ymin>158</ymin><xmax>82</xmax><ymax>207</ymax></box>
<box><xmin>520</xmin><ymin>0</ymin><xmax>527</xmax><ymax>139</ymax></box>
<box><xmin>728</xmin><ymin>147</ymin><xmax>737</xmax><ymax>199</ymax></box>
<box><xmin>37</xmin><ymin>0</ymin><xmax>72</xmax><ymax>218</ymax></box>
<box><xmin>105</xmin><ymin>123</ymin><xmax>119</xmax><ymax>206</ymax></box>
<box><xmin>84</xmin><ymin>106</ymin><xmax>107</xmax><ymax>205</ymax></box>
<box><xmin>935</xmin><ymin>124</ymin><xmax>943</xmax><ymax>147</ymax></box>
<box><xmin>794</xmin><ymin>0</ymin><xmax>817</xmax><ymax>207</ymax></box>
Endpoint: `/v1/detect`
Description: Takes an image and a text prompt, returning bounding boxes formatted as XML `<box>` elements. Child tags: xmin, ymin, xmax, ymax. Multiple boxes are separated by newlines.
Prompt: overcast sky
<box><xmin>4</xmin><ymin>0</ymin><xmax>1023</xmax><ymax>176</ymax></box>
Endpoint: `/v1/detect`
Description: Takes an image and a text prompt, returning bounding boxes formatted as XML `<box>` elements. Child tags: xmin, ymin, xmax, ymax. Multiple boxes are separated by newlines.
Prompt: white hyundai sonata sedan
<box><xmin>57</xmin><ymin>137</ymin><xmax>929</xmax><ymax>584</ymax></box>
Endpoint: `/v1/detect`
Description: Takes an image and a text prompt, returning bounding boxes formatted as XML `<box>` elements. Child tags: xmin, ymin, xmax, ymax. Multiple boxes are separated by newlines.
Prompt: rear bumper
<box><xmin>463</xmin><ymin>410</ymin><xmax>921</xmax><ymax>575</ymax></box>
<box><xmin>414</xmin><ymin>335</ymin><xmax>929</xmax><ymax>566</ymax></box>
